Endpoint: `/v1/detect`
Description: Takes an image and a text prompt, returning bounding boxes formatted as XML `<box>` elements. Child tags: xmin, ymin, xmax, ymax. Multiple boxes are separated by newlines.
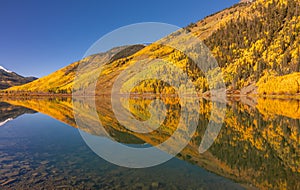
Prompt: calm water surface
<box><xmin>0</xmin><ymin>97</ymin><xmax>299</xmax><ymax>189</ymax></box>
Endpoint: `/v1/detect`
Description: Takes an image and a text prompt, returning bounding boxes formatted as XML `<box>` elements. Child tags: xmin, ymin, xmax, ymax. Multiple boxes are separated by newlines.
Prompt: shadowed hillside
<box><xmin>0</xmin><ymin>68</ymin><xmax>37</xmax><ymax>90</ymax></box>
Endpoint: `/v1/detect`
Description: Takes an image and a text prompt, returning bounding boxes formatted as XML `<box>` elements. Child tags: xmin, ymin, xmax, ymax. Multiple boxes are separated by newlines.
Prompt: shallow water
<box><xmin>0</xmin><ymin>97</ymin><xmax>299</xmax><ymax>189</ymax></box>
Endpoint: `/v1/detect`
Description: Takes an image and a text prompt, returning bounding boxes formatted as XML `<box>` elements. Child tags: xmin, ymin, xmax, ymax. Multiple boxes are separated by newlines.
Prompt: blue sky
<box><xmin>0</xmin><ymin>0</ymin><xmax>239</xmax><ymax>77</ymax></box>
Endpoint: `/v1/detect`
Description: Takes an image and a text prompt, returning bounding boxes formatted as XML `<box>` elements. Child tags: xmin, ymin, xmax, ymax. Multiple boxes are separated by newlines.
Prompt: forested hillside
<box><xmin>3</xmin><ymin>0</ymin><xmax>300</xmax><ymax>96</ymax></box>
<box><xmin>204</xmin><ymin>0</ymin><xmax>300</xmax><ymax>93</ymax></box>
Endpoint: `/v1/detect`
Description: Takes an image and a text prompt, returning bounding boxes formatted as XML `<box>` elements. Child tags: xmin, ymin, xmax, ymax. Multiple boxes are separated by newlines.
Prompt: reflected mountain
<box><xmin>0</xmin><ymin>102</ymin><xmax>36</xmax><ymax>126</ymax></box>
<box><xmin>0</xmin><ymin>97</ymin><xmax>299</xmax><ymax>189</ymax></box>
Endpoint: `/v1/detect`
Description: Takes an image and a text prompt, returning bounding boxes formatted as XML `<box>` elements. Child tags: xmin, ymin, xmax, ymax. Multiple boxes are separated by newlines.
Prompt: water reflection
<box><xmin>0</xmin><ymin>96</ymin><xmax>299</xmax><ymax>189</ymax></box>
<box><xmin>0</xmin><ymin>102</ymin><xmax>36</xmax><ymax>126</ymax></box>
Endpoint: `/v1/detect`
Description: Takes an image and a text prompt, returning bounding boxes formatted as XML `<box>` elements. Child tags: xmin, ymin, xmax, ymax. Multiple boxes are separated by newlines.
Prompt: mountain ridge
<box><xmin>0</xmin><ymin>66</ymin><xmax>12</xmax><ymax>73</ymax></box>
<box><xmin>0</xmin><ymin>2</ymin><xmax>249</xmax><ymax>95</ymax></box>
<box><xmin>0</xmin><ymin>66</ymin><xmax>37</xmax><ymax>90</ymax></box>
<box><xmin>2</xmin><ymin>0</ymin><xmax>300</xmax><ymax>97</ymax></box>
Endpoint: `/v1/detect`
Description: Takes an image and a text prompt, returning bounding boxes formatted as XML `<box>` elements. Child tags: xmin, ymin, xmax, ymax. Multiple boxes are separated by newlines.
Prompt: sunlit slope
<box><xmin>96</xmin><ymin>0</ymin><xmax>300</xmax><ymax>96</ymax></box>
<box><xmin>116</xmin><ymin>0</ymin><xmax>300</xmax><ymax>95</ymax></box>
<box><xmin>203</xmin><ymin>0</ymin><xmax>300</xmax><ymax>93</ymax></box>
<box><xmin>4</xmin><ymin>45</ymin><xmax>144</xmax><ymax>94</ymax></box>
<box><xmin>1</xmin><ymin>2</ymin><xmax>253</xmax><ymax>95</ymax></box>
<box><xmin>4</xmin><ymin>61</ymin><xmax>79</xmax><ymax>94</ymax></box>
<box><xmin>3</xmin><ymin>0</ymin><xmax>300</xmax><ymax>96</ymax></box>
<box><xmin>257</xmin><ymin>72</ymin><xmax>300</xmax><ymax>95</ymax></box>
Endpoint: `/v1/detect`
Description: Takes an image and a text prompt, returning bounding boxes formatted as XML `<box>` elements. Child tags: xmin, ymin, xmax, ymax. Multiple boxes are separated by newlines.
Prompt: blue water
<box><xmin>0</xmin><ymin>113</ymin><xmax>244</xmax><ymax>189</ymax></box>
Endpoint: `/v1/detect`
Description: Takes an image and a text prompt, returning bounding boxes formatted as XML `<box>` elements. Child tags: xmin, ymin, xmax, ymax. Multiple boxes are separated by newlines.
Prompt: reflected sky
<box><xmin>0</xmin><ymin>97</ymin><xmax>299</xmax><ymax>189</ymax></box>
<box><xmin>0</xmin><ymin>111</ymin><xmax>244</xmax><ymax>189</ymax></box>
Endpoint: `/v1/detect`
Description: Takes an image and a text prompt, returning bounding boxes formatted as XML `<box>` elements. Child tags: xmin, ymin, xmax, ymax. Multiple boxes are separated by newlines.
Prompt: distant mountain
<box><xmin>2</xmin><ymin>45</ymin><xmax>145</xmax><ymax>94</ymax></box>
<box><xmin>0</xmin><ymin>66</ymin><xmax>37</xmax><ymax>90</ymax></box>
<box><xmin>0</xmin><ymin>66</ymin><xmax>12</xmax><ymax>73</ymax></box>
<box><xmin>3</xmin><ymin>0</ymin><xmax>300</xmax><ymax>96</ymax></box>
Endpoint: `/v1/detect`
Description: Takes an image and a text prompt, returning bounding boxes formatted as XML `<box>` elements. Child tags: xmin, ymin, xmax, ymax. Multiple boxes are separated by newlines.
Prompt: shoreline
<box><xmin>1</xmin><ymin>92</ymin><xmax>300</xmax><ymax>100</ymax></box>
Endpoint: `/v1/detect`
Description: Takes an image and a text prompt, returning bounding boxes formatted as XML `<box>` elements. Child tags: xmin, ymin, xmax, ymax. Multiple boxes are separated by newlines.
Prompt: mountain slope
<box><xmin>3</xmin><ymin>0</ymin><xmax>300</xmax><ymax>96</ymax></box>
<box><xmin>3</xmin><ymin>45</ymin><xmax>145</xmax><ymax>94</ymax></box>
<box><xmin>0</xmin><ymin>66</ymin><xmax>37</xmax><ymax>90</ymax></box>
<box><xmin>204</xmin><ymin>0</ymin><xmax>300</xmax><ymax>94</ymax></box>
<box><xmin>1</xmin><ymin>2</ymin><xmax>250</xmax><ymax>95</ymax></box>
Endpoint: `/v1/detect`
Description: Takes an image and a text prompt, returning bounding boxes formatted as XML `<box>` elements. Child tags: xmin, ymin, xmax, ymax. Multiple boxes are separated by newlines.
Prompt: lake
<box><xmin>0</xmin><ymin>96</ymin><xmax>299</xmax><ymax>189</ymax></box>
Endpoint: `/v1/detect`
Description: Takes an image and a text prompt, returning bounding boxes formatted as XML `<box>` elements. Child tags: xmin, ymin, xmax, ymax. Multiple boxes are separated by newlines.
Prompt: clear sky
<box><xmin>0</xmin><ymin>0</ymin><xmax>239</xmax><ymax>77</ymax></box>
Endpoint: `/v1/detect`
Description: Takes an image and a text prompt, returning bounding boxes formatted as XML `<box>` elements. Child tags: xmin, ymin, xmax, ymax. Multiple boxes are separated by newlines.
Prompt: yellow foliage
<box><xmin>257</xmin><ymin>72</ymin><xmax>300</xmax><ymax>95</ymax></box>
